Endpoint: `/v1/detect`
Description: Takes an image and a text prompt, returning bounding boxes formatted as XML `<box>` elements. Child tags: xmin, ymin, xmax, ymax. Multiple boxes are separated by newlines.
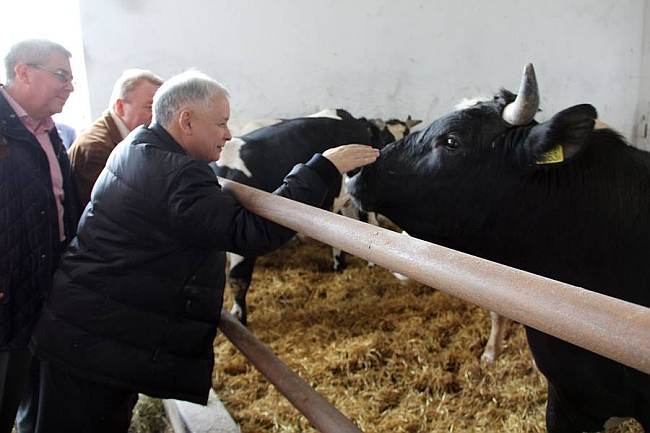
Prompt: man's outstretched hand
<box><xmin>323</xmin><ymin>144</ymin><xmax>380</xmax><ymax>174</ymax></box>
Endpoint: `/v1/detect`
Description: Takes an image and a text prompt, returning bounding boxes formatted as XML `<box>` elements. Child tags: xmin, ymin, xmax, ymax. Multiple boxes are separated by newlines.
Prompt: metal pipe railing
<box><xmin>218</xmin><ymin>310</ymin><xmax>362</xmax><ymax>433</ymax></box>
<box><xmin>220</xmin><ymin>178</ymin><xmax>650</xmax><ymax>375</ymax></box>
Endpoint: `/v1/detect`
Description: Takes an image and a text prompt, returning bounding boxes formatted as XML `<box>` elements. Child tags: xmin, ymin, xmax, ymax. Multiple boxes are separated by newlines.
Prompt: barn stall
<box><xmin>211</xmin><ymin>236</ymin><xmax>644</xmax><ymax>433</ymax></box>
<box><xmin>4</xmin><ymin>1</ymin><xmax>649</xmax><ymax>432</ymax></box>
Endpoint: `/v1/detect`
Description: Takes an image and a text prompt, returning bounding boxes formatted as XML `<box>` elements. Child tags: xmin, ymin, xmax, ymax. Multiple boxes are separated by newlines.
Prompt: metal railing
<box><xmin>218</xmin><ymin>310</ymin><xmax>362</xmax><ymax>433</ymax></box>
<box><xmin>216</xmin><ymin>178</ymin><xmax>650</xmax><ymax>431</ymax></box>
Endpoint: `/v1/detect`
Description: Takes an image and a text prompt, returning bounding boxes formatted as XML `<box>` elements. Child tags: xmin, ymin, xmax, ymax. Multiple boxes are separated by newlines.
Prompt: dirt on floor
<box><xmin>211</xmin><ymin>239</ymin><xmax>643</xmax><ymax>433</ymax></box>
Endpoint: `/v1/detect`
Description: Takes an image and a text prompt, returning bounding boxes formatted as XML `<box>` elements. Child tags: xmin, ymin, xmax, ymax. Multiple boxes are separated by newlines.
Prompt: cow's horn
<box><xmin>502</xmin><ymin>63</ymin><xmax>539</xmax><ymax>125</ymax></box>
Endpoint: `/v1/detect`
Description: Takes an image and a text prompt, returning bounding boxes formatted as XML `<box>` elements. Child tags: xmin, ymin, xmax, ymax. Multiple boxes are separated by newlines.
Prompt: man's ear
<box><xmin>114</xmin><ymin>99</ymin><xmax>125</xmax><ymax>118</ymax></box>
<box><xmin>518</xmin><ymin>104</ymin><xmax>597</xmax><ymax>166</ymax></box>
<box><xmin>178</xmin><ymin>109</ymin><xmax>193</xmax><ymax>135</ymax></box>
<box><xmin>13</xmin><ymin>63</ymin><xmax>31</xmax><ymax>84</ymax></box>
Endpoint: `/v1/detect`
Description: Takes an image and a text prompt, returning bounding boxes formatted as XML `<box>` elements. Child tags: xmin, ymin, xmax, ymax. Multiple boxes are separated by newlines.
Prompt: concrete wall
<box><xmin>80</xmin><ymin>0</ymin><xmax>646</xmax><ymax>142</ymax></box>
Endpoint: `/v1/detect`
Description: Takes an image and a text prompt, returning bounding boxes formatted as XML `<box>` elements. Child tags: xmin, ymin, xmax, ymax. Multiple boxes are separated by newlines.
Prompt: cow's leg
<box><xmin>480</xmin><ymin>311</ymin><xmax>510</xmax><ymax>363</ymax></box>
<box><xmin>332</xmin><ymin>245</ymin><xmax>347</xmax><ymax>272</ymax></box>
<box><xmin>226</xmin><ymin>253</ymin><xmax>257</xmax><ymax>325</ymax></box>
<box><xmin>332</xmin><ymin>204</ymin><xmax>361</xmax><ymax>272</ymax></box>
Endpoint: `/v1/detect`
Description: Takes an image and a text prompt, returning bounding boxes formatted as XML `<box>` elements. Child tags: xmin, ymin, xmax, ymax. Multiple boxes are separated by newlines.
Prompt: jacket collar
<box><xmin>0</xmin><ymin>90</ymin><xmax>54</xmax><ymax>147</ymax></box>
<box><xmin>134</xmin><ymin>122</ymin><xmax>188</xmax><ymax>156</ymax></box>
<box><xmin>103</xmin><ymin>110</ymin><xmax>127</xmax><ymax>145</ymax></box>
<box><xmin>0</xmin><ymin>89</ymin><xmax>26</xmax><ymax>139</ymax></box>
<box><xmin>0</xmin><ymin>89</ymin><xmax>66</xmax><ymax>162</ymax></box>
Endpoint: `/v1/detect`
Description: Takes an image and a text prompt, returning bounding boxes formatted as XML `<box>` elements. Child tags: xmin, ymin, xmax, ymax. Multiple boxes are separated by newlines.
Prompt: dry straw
<box><xmin>212</xmin><ymin>240</ymin><xmax>642</xmax><ymax>433</ymax></box>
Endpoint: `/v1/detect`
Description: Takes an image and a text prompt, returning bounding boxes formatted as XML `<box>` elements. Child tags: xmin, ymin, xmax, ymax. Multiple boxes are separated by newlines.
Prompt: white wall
<box><xmin>2</xmin><ymin>0</ymin><xmax>91</xmax><ymax>130</ymax></box>
<box><xmin>634</xmin><ymin>1</ymin><xmax>650</xmax><ymax>150</ymax></box>
<box><xmin>80</xmin><ymin>0</ymin><xmax>646</xmax><ymax>141</ymax></box>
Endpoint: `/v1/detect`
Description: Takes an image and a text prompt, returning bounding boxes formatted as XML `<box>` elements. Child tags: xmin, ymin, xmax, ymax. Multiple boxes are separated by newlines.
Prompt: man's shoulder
<box><xmin>113</xmin><ymin>128</ymin><xmax>193</xmax><ymax>175</ymax></box>
<box><xmin>69</xmin><ymin>111</ymin><xmax>121</xmax><ymax>153</ymax></box>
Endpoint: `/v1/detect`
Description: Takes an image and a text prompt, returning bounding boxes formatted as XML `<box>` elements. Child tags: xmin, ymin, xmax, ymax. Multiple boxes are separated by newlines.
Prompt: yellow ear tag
<box><xmin>536</xmin><ymin>145</ymin><xmax>564</xmax><ymax>164</ymax></box>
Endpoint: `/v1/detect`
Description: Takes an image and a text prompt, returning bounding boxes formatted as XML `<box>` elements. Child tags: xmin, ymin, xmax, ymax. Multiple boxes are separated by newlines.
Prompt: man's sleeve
<box><xmin>167</xmin><ymin>155</ymin><xmax>340</xmax><ymax>256</ymax></box>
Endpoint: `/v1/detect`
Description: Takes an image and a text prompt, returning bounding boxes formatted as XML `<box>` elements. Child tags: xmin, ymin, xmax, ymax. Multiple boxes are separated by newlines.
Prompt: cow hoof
<box><xmin>332</xmin><ymin>257</ymin><xmax>347</xmax><ymax>272</ymax></box>
<box><xmin>480</xmin><ymin>350</ymin><xmax>497</xmax><ymax>364</ymax></box>
<box><xmin>391</xmin><ymin>271</ymin><xmax>410</xmax><ymax>283</ymax></box>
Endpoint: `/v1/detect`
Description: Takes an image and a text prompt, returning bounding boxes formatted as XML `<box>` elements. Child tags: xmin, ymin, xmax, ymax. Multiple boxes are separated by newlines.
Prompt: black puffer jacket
<box><xmin>0</xmin><ymin>92</ymin><xmax>79</xmax><ymax>350</ymax></box>
<box><xmin>31</xmin><ymin>123</ymin><xmax>340</xmax><ymax>404</ymax></box>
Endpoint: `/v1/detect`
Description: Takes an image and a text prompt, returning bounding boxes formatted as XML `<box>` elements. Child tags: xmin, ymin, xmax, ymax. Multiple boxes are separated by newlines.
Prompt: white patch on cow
<box><xmin>215</xmin><ymin>137</ymin><xmax>253</xmax><ymax>177</ymax></box>
<box><xmin>332</xmin><ymin>177</ymin><xmax>351</xmax><ymax>214</ymax></box>
<box><xmin>387</xmin><ymin>123</ymin><xmax>407</xmax><ymax>141</ymax></box>
<box><xmin>455</xmin><ymin>96</ymin><xmax>491</xmax><ymax>111</ymax></box>
<box><xmin>603</xmin><ymin>417</ymin><xmax>629</xmax><ymax>430</ymax></box>
<box><xmin>306</xmin><ymin>109</ymin><xmax>342</xmax><ymax>120</ymax></box>
<box><xmin>227</xmin><ymin>252</ymin><xmax>245</xmax><ymax>272</ymax></box>
<box><xmin>230</xmin><ymin>303</ymin><xmax>244</xmax><ymax>320</ymax></box>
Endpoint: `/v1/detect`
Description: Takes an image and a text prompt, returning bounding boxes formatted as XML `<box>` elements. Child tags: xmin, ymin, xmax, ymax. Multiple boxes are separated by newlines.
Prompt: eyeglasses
<box><xmin>27</xmin><ymin>63</ymin><xmax>74</xmax><ymax>84</ymax></box>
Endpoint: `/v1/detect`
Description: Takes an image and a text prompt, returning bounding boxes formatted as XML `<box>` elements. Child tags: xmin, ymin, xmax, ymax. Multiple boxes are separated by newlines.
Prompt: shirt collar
<box><xmin>109</xmin><ymin>110</ymin><xmax>131</xmax><ymax>140</ymax></box>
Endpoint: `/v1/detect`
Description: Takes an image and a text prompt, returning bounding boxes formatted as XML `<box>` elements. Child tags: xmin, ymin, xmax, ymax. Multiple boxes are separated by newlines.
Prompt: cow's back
<box><xmin>504</xmin><ymin>131</ymin><xmax>650</xmax><ymax>305</ymax></box>
<box><xmin>215</xmin><ymin>116</ymin><xmax>372</xmax><ymax>193</ymax></box>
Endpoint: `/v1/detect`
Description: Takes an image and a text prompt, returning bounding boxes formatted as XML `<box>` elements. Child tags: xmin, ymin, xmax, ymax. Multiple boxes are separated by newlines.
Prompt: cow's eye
<box><xmin>444</xmin><ymin>136</ymin><xmax>460</xmax><ymax>150</ymax></box>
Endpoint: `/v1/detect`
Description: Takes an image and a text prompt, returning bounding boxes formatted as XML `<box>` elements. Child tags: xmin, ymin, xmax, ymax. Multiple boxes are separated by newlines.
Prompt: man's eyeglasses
<box><xmin>27</xmin><ymin>63</ymin><xmax>74</xmax><ymax>84</ymax></box>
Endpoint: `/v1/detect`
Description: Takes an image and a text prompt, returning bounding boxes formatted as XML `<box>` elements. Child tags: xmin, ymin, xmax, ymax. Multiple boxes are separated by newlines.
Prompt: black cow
<box><xmin>212</xmin><ymin>108</ymin><xmax>420</xmax><ymax>324</ymax></box>
<box><xmin>348</xmin><ymin>65</ymin><xmax>650</xmax><ymax>432</ymax></box>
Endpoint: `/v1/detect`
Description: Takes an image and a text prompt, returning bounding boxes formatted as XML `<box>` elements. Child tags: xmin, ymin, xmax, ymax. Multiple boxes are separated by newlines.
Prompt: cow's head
<box><xmin>348</xmin><ymin>64</ymin><xmax>598</xmax><ymax>241</ymax></box>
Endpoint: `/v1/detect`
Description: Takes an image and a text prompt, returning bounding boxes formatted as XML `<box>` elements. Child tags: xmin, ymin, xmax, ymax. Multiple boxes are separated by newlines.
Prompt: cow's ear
<box><xmin>369</xmin><ymin>118</ymin><xmax>386</xmax><ymax>130</ymax></box>
<box><xmin>405</xmin><ymin>115</ymin><xmax>422</xmax><ymax>129</ymax></box>
<box><xmin>495</xmin><ymin>88</ymin><xmax>517</xmax><ymax>107</ymax></box>
<box><xmin>519</xmin><ymin>104</ymin><xmax>597</xmax><ymax>166</ymax></box>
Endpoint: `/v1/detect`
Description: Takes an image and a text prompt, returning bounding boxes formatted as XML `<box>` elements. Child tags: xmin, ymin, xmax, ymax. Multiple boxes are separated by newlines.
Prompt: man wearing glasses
<box><xmin>0</xmin><ymin>39</ymin><xmax>80</xmax><ymax>433</ymax></box>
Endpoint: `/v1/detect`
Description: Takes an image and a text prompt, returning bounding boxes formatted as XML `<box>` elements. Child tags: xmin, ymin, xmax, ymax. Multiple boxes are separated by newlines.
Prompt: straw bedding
<box><xmin>211</xmin><ymin>239</ymin><xmax>643</xmax><ymax>433</ymax></box>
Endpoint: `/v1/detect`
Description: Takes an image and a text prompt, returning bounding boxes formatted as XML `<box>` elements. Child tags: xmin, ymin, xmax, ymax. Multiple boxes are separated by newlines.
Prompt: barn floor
<box><xmin>212</xmin><ymin>239</ymin><xmax>643</xmax><ymax>433</ymax></box>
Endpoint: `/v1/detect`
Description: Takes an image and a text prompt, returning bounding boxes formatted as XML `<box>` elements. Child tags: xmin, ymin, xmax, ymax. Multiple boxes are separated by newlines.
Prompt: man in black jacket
<box><xmin>30</xmin><ymin>70</ymin><xmax>379</xmax><ymax>432</ymax></box>
<box><xmin>0</xmin><ymin>39</ymin><xmax>80</xmax><ymax>433</ymax></box>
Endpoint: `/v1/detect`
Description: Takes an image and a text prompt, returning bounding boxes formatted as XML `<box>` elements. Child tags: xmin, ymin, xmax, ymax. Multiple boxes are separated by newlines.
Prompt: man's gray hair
<box><xmin>152</xmin><ymin>70</ymin><xmax>229</xmax><ymax>127</ymax></box>
<box><xmin>4</xmin><ymin>39</ymin><xmax>71</xmax><ymax>84</ymax></box>
<box><xmin>108</xmin><ymin>68</ymin><xmax>164</xmax><ymax>109</ymax></box>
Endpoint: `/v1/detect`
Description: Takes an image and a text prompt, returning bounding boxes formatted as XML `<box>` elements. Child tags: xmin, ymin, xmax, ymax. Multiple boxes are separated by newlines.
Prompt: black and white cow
<box><xmin>213</xmin><ymin>109</ymin><xmax>420</xmax><ymax>324</ymax></box>
<box><xmin>348</xmin><ymin>64</ymin><xmax>650</xmax><ymax>432</ymax></box>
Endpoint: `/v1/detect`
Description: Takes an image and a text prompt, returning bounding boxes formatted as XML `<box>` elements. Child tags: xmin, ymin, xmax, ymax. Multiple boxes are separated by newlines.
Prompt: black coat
<box><xmin>31</xmin><ymin>123</ymin><xmax>340</xmax><ymax>404</ymax></box>
<box><xmin>0</xmin><ymin>91</ymin><xmax>79</xmax><ymax>350</ymax></box>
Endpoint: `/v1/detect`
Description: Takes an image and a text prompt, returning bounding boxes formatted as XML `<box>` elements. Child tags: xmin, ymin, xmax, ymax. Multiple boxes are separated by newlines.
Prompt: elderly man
<box><xmin>68</xmin><ymin>68</ymin><xmax>163</xmax><ymax>209</ymax></box>
<box><xmin>0</xmin><ymin>39</ymin><xmax>80</xmax><ymax>433</ymax></box>
<box><xmin>30</xmin><ymin>70</ymin><xmax>379</xmax><ymax>432</ymax></box>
